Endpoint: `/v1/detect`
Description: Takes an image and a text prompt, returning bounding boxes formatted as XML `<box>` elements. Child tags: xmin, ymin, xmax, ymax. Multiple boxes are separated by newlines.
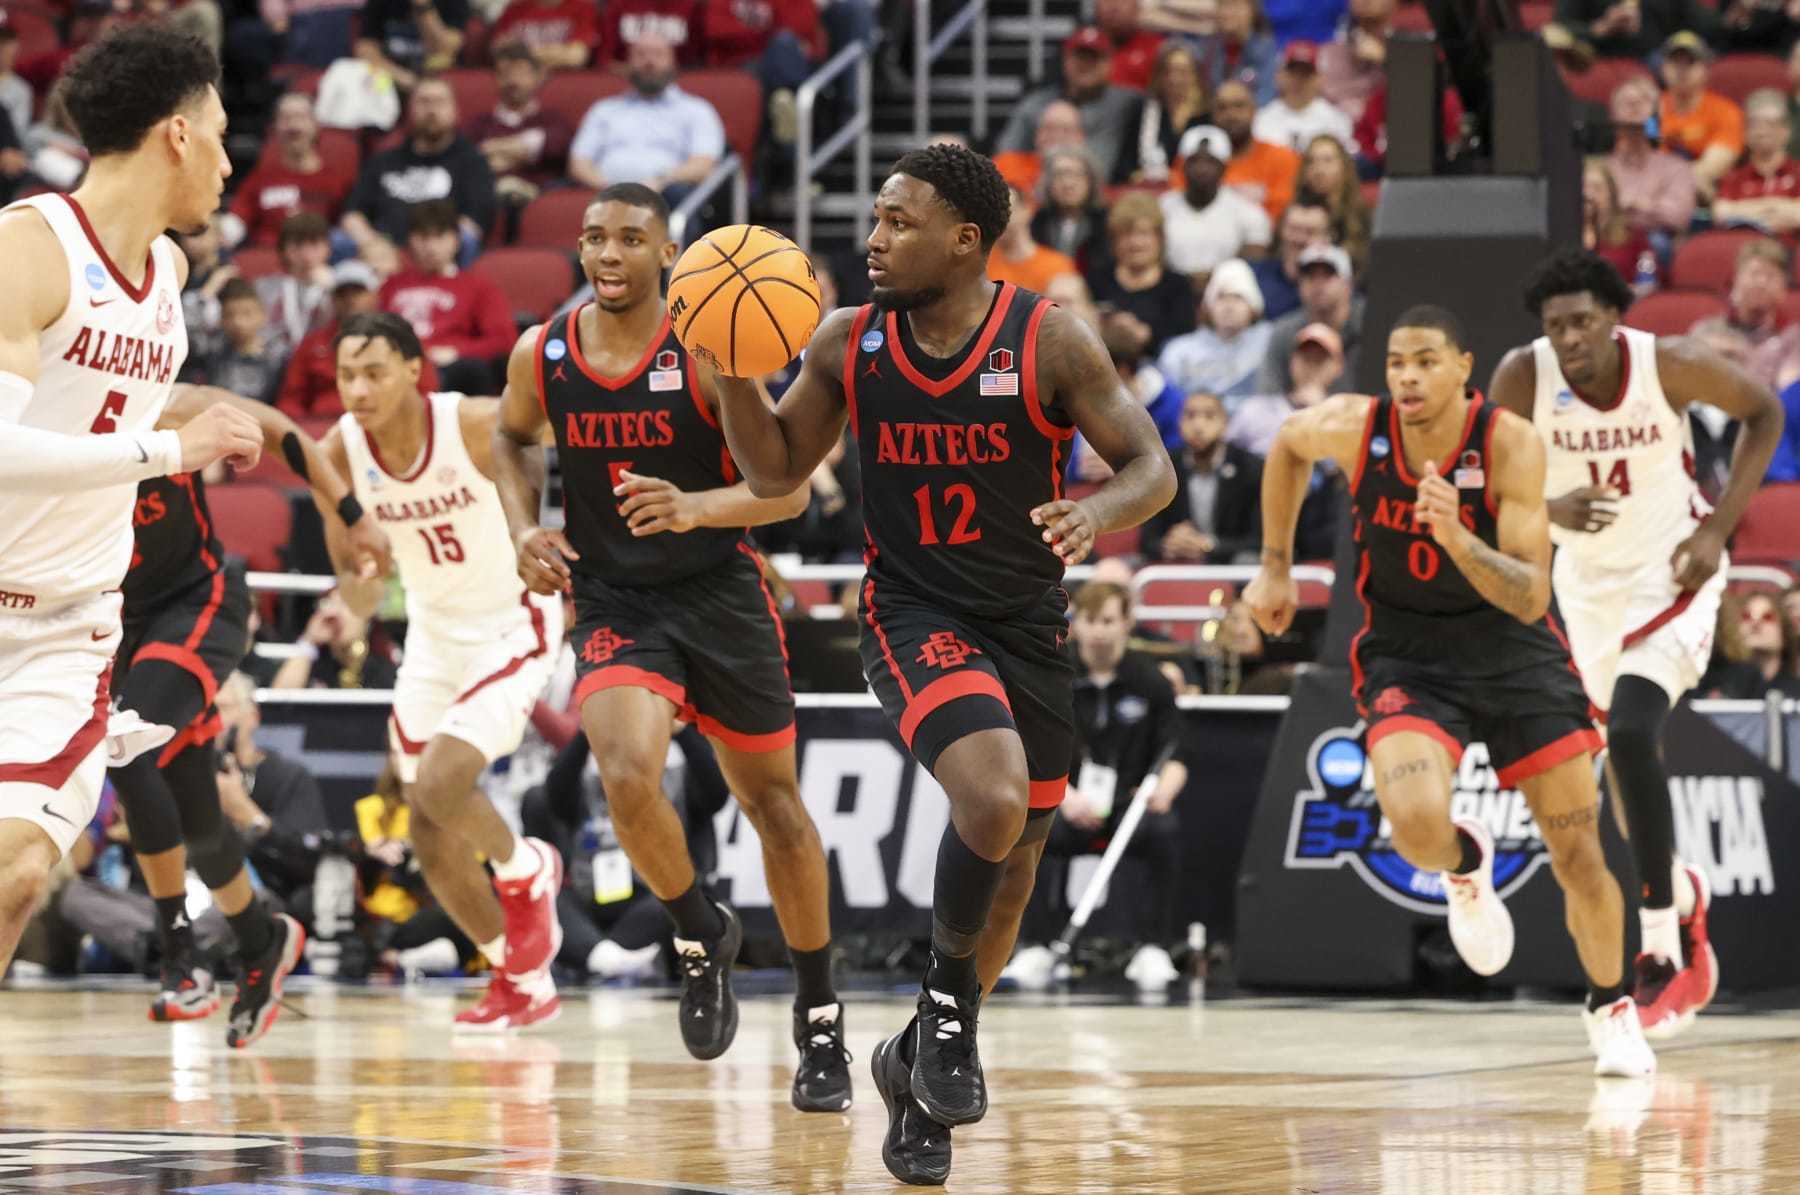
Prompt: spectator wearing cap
<box><xmin>568</xmin><ymin>33</ymin><xmax>725</xmax><ymax>203</ymax></box>
<box><xmin>1210</xmin><ymin>0</ymin><xmax>1280</xmax><ymax>106</ymax></box>
<box><xmin>223</xmin><ymin>93</ymin><xmax>357</xmax><ymax>251</ymax></box>
<box><xmin>0</xmin><ymin>23</ymin><xmax>29</xmax><ymax>148</ymax></box>
<box><xmin>1317</xmin><ymin>0</ymin><xmax>1394</xmax><ymax>125</ymax></box>
<box><xmin>1547</xmin><ymin>0</ymin><xmax>1721</xmax><ymax>61</ymax></box>
<box><xmin>993</xmin><ymin>100</ymin><xmax>1086</xmax><ymax>197</ymax></box>
<box><xmin>995</xmin><ymin>27</ymin><xmax>1145</xmax><ymax>184</ymax></box>
<box><xmin>256</xmin><ymin>213</ymin><xmax>336</xmax><ymax>357</ymax></box>
<box><xmin>1208</xmin><ymin>79</ymin><xmax>1300</xmax><ymax>224</ymax></box>
<box><xmin>466</xmin><ymin>43</ymin><xmax>576</xmax><ymax>202</ymax></box>
<box><xmin>488</xmin><ymin>0</ymin><xmax>600</xmax><ymax>69</ymax></box>
<box><xmin>1163</xmin><ymin>125</ymin><xmax>1272</xmax><ymax>280</ymax></box>
<box><xmin>1248</xmin><ymin>196</ymin><xmax>1330</xmax><ymax>320</ymax></box>
<box><xmin>1252</xmin><ymin>41</ymin><xmax>1353</xmax><ymax>154</ymax></box>
<box><xmin>1257</xmin><ymin>242</ymin><xmax>1362</xmax><ymax>393</ymax></box>
<box><xmin>1157</xmin><ymin>257</ymin><xmax>1272</xmax><ymax>401</ymax></box>
<box><xmin>278</xmin><ymin>262</ymin><xmax>442</xmax><ymax>418</ymax></box>
<box><xmin>1716</xmin><ymin>89</ymin><xmax>1800</xmax><ymax>238</ymax></box>
<box><xmin>1607</xmin><ymin>75</ymin><xmax>1697</xmax><ymax>240</ymax></box>
<box><xmin>1232</xmin><ymin>321</ymin><xmax>1344</xmax><ymax>455</ymax></box>
<box><xmin>1658</xmin><ymin>31</ymin><xmax>1744</xmax><ymax>201</ymax></box>
<box><xmin>1087</xmin><ymin>191</ymin><xmax>1202</xmax><ymax>354</ymax></box>
<box><xmin>990</xmin><ymin>182</ymin><xmax>1079</xmax><ymax>294</ymax></box>
<box><xmin>1095</xmin><ymin>0</ymin><xmax>1165</xmax><ymax>90</ymax></box>
<box><xmin>1141</xmin><ymin>390</ymin><xmax>1263</xmax><ymax>564</ymax></box>
<box><xmin>379</xmin><ymin>200</ymin><xmax>516</xmax><ymax>395</ymax></box>
<box><xmin>1133</xmin><ymin>41</ymin><xmax>1212</xmax><ymax>184</ymax></box>
<box><xmin>356</xmin><ymin>0</ymin><xmax>470</xmax><ymax>91</ymax></box>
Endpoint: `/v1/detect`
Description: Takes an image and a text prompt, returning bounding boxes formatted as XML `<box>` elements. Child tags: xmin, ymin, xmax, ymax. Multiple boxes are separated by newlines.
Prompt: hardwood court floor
<box><xmin>1</xmin><ymin>982</ymin><xmax>1797</xmax><ymax>1193</ymax></box>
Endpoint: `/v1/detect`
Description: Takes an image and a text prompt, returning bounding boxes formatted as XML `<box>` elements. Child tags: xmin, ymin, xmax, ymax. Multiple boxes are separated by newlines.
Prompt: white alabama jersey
<box><xmin>0</xmin><ymin>194</ymin><xmax>186</xmax><ymax>608</ymax></box>
<box><xmin>1531</xmin><ymin>325</ymin><xmax>1708</xmax><ymax>571</ymax></box>
<box><xmin>341</xmin><ymin>391</ymin><xmax>541</xmax><ymax>646</ymax></box>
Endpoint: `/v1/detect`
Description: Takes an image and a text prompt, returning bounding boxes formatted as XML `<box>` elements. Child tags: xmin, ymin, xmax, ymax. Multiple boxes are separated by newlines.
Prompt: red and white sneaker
<box><xmin>150</xmin><ymin>955</ymin><xmax>220</xmax><ymax>1023</ymax></box>
<box><xmin>1637</xmin><ymin>864</ymin><xmax>1719</xmax><ymax>1039</ymax></box>
<box><xmin>493</xmin><ymin>838</ymin><xmax>564</xmax><ymax>977</ymax></box>
<box><xmin>1583</xmin><ymin>995</ymin><xmax>1656</xmax><ymax>1077</ymax></box>
<box><xmin>1440</xmin><ymin>817</ymin><xmax>1515</xmax><ymax>977</ymax></box>
<box><xmin>453</xmin><ymin>970</ymin><xmax>560</xmax><ymax>1032</ymax></box>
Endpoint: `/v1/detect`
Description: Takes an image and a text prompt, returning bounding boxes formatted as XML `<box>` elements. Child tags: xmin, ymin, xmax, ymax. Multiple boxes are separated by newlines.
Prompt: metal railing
<box><xmin>795</xmin><ymin>39</ymin><xmax>875</xmax><ymax>254</ymax></box>
<box><xmin>1028</xmin><ymin>0</ymin><xmax>1046</xmax><ymax>81</ymax></box>
<box><xmin>668</xmin><ymin>153</ymin><xmax>750</xmax><ymax>250</ymax></box>
<box><xmin>915</xmin><ymin>0</ymin><xmax>990</xmax><ymax>144</ymax></box>
<box><xmin>1130</xmin><ymin>564</ymin><xmax>1336</xmax><ymax>623</ymax></box>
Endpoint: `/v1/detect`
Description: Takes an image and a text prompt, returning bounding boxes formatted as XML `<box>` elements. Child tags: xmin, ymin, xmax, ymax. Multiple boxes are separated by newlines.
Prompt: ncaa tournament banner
<box><xmin>1236</xmin><ymin>668</ymin><xmax>1800</xmax><ymax>992</ymax></box>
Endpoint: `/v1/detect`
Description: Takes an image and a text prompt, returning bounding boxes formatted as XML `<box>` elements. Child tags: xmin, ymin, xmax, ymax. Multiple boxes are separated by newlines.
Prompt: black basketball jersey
<box><xmin>1349</xmin><ymin>392</ymin><xmax>1574</xmax><ymax>678</ymax></box>
<box><xmin>539</xmin><ymin>305</ymin><xmax>745</xmax><ymax>586</ymax></box>
<box><xmin>124</xmin><ymin>472</ymin><xmax>222</xmax><ymax>618</ymax></box>
<box><xmin>845</xmin><ymin>282</ymin><xmax>1075</xmax><ymax>619</ymax></box>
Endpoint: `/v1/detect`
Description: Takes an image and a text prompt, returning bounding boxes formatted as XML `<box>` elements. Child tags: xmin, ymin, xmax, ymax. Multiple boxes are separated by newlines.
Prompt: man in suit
<box><xmin>1142</xmin><ymin>390</ymin><xmax>1262</xmax><ymax>563</ymax></box>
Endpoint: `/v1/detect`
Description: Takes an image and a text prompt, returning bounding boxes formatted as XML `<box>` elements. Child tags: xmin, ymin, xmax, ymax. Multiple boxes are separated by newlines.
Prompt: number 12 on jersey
<box><xmin>913</xmin><ymin>483</ymin><xmax>982</xmax><ymax>546</ymax></box>
<box><xmin>1586</xmin><ymin>458</ymin><xmax>1632</xmax><ymax>496</ymax></box>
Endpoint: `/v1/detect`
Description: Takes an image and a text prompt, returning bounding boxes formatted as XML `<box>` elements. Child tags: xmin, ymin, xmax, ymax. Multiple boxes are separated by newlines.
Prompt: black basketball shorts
<box><xmin>115</xmin><ymin>562</ymin><xmax>252</xmax><ymax>768</ymax></box>
<box><xmin>570</xmin><ymin>544</ymin><xmax>795</xmax><ymax>752</ymax></box>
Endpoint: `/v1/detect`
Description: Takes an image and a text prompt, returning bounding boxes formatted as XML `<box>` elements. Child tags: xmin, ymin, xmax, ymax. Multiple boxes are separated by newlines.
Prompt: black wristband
<box><xmin>337</xmin><ymin>493</ymin><xmax>365</xmax><ymax>526</ymax></box>
<box><xmin>280</xmin><ymin>431</ymin><xmax>311</xmax><ymax>481</ymax></box>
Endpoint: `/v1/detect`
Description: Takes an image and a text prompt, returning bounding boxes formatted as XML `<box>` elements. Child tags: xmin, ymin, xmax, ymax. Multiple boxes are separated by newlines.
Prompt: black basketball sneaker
<box><xmin>791</xmin><ymin>1002</ymin><xmax>853</xmax><ymax>1112</ymax></box>
<box><xmin>674</xmin><ymin>900</ymin><xmax>743</xmax><ymax>1060</ymax></box>
<box><xmin>910</xmin><ymin>961</ymin><xmax>986</xmax><ymax>1126</ymax></box>
<box><xmin>226</xmin><ymin>913</ymin><xmax>305</xmax><ymax>1049</ymax></box>
<box><xmin>873</xmin><ymin>1024</ymin><xmax>952</xmax><ymax>1186</ymax></box>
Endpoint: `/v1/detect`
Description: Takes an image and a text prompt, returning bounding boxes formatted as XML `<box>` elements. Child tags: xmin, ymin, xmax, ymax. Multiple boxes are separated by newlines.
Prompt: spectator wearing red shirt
<box><xmin>488</xmin><ymin>0</ymin><xmax>600</xmax><ymax>70</ymax></box>
<box><xmin>464</xmin><ymin>43</ymin><xmax>576</xmax><ymax>198</ymax></box>
<box><xmin>598</xmin><ymin>0</ymin><xmax>704</xmax><ymax>70</ymax></box>
<box><xmin>377</xmin><ymin>200</ymin><xmax>515</xmax><ymax>394</ymax></box>
<box><xmin>698</xmin><ymin>0</ymin><xmax>825</xmax><ymax>141</ymax></box>
<box><xmin>1096</xmin><ymin>0</ymin><xmax>1164</xmax><ymax>91</ymax></box>
<box><xmin>223</xmin><ymin>93</ymin><xmax>355</xmax><ymax>250</ymax></box>
<box><xmin>1582</xmin><ymin>159</ymin><xmax>1653</xmax><ymax>289</ymax></box>
<box><xmin>1715</xmin><ymin>89</ymin><xmax>1800</xmax><ymax>240</ymax></box>
<box><xmin>281</xmin><ymin>261</ymin><xmax>429</xmax><ymax>417</ymax></box>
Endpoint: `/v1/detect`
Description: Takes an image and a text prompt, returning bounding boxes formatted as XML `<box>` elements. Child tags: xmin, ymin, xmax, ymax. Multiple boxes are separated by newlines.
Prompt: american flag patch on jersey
<box><xmin>979</xmin><ymin>372</ymin><xmax>1018</xmax><ymax>396</ymax></box>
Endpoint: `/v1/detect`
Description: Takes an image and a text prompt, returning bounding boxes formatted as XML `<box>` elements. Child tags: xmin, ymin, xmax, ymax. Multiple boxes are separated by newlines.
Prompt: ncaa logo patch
<box><xmin>545</xmin><ymin>338</ymin><xmax>568</xmax><ymax>361</ymax></box>
<box><xmin>1284</xmin><ymin>724</ymin><xmax>1552</xmax><ymax>915</ymax></box>
<box><xmin>1555</xmin><ymin>388</ymin><xmax>1575</xmax><ymax>409</ymax></box>
<box><xmin>860</xmin><ymin>330</ymin><xmax>884</xmax><ymax>353</ymax></box>
<box><xmin>1369</xmin><ymin>436</ymin><xmax>1390</xmax><ymax>459</ymax></box>
<box><xmin>84</xmin><ymin>263</ymin><xmax>107</xmax><ymax>291</ymax></box>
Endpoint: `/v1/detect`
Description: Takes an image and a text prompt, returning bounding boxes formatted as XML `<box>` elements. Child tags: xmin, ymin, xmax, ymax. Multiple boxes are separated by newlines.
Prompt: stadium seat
<box><xmin>1782</xmin><ymin>290</ymin><xmax>1800</xmax><ymax>327</ymax></box>
<box><xmin>316</xmin><ymin>127</ymin><xmax>361</xmax><ymax>176</ymax></box>
<box><xmin>209</xmin><ymin>484</ymin><xmax>294</xmax><ymax>574</ymax></box>
<box><xmin>472</xmin><ymin>247</ymin><xmax>579</xmax><ymax>323</ymax></box>
<box><xmin>443</xmin><ymin>68</ymin><xmax>500</xmax><ymax>123</ymax></box>
<box><xmin>0</xmin><ymin>6</ymin><xmax>60</xmax><ymax>60</ymax></box>
<box><xmin>1558</xmin><ymin>59</ymin><xmax>1653</xmax><ymax>108</ymax></box>
<box><xmin>517</xmin><ymin>188</ymin><xmax>595</xmax><ymax>249</ymax></box>
<box><xmin>1709</xmin><ymin>53</ymin><xmax>1788</xmax><ymax>107</ymax></box>
<box><xmin>231</xmin><ymin>246</ymin><xmax>283</xmax><ymax>280</ymax></box>
<box><xmin>1390</xmin><ymin>3</ymin><xmax>1432</xmax><ymax>33</ymax></box>
<box><xmin>681</xmin><ymin>70</ymin><xmax>764</xmax><ymax>167</ymax></box>
<box><xmin>1624</xmin><ymin>289</ymin><xmax>1725</xmax><ymax>336</ymax></box>
<box><xmin>1732</xmin><ymin>484</ymin><xmax>1800</xmax><ymax>567</ymax></box>
<box><xmin>1517</xmin><ymin>2</ymin><xmax>1552</xmax><ymax>30</ymax></box>
<box><xmin>539</xmin><ymin>71</ymin><xmax>626</xmax><ymax>133</ymax></box>
<box><xmin>1668</xmin><ymin>229</ymin><xmax>1765</xmax><ymax>293</ymax></box>
<box><xmin>280</xmin><ymin>67</ymin><xmax>326</xmax><ymax>98</ymax></box>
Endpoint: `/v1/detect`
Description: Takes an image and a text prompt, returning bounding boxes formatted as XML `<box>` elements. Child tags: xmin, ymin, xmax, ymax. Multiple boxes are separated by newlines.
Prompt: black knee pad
<box><xmin>109</xmin><ymin>753</ymin><xmax>186</xmax><ymax>856</ymax></box>
<box><xmin>189</xmin><ymin>823</ymin><xmax>248</xmax><ymax>890</ymax></box>
<box><xmin>1012</xmin><ymin>805</ymin><xmax>1056</xmax><ymax>849</ymax></box>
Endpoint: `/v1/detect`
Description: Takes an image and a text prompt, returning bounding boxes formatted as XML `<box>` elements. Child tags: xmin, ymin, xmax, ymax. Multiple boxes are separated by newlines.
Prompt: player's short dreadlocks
<box><xmin>891</xmin><ymin>143</ymin><xmax>1011</xmax><ymax>250</ymax></box>
<box><xmin>1522</xmin><ymin>248</ymin><xmax>1635</xmax><ymax>318</ymax></box>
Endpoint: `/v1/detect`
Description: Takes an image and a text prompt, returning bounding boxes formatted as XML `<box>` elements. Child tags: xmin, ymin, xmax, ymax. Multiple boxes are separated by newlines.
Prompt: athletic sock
<box><xmin>1587</xmin><ymin>983</ymin><xmax>1625</xmax><ymax>1013</ymax></box>
<box><xmin>478</xmin><ymin>934</ymin><xmax>506</xmax><ymax>968</ymax></box>
<box><xmin>662</xmin><ymin>881</ymin><xmax>724</xmax><ymax>940</ymax></box>
<box><xmin>1640</xmin><ymin>905</ymin><xmax>1680</xmax><ymax>963</ymax></box>
<box><xmin>228</xmin><ymin>899</ymin><xmax>274</xmax><ymax>961</ymax></box>
<box><xmin>489</xmin><ymin>834</ymin><xmax>540</xmax><ymax>882</ymax></box>
<box><xmin>1672</xmin><ymin>861</ymin><xmax>1698</xmax><ymax>918</ymax></box>
<box><xmin>1451</xmin><ymin>828</ymin><xmax>1483</xmax><ymax>876</ymax></box>
<box><xmin>790</xmin><ymin>943</ymin><xmax>837</xmax><ymax>1011</ymax></box>
<box><xmin>925</xmin><ymin>948</ymin><xmax>980</xmax><ymax>1001</ymax></box>
<box><xmin>153</xmin><ymin>893</ymin><xmax>194</xmax><ymax>954</ymax></box>
<box><xmin>929</xmin><ymin>822</ymin><xmax>1006</xmax><ymax>987</ymax></box>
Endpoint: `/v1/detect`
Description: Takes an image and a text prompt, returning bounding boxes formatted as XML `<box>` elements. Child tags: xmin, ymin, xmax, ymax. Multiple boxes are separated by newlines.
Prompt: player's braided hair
<box><xmin>62</xmin><ymin>23</ymin><xmax>220</xmax><ymax>158</ymax></box>
<box><xmin>892</xmin><ymin>143</ymin><xmax>1011</xmax><ymax>250</ymax></box>
<box><xmin>1522</xmin><ymin>248</ymin><xmax>1635</xmax><ymax>318</ymax></box>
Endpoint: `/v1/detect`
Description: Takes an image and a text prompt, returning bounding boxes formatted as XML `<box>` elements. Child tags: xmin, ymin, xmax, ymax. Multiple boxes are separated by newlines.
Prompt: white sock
<box><xmin>806</xmin><ymin>1001</ymin><xmax>841</xmax><ymax>1025</ymax></box>
<box><xmin>479</xmin><ymin>934</ymin><xmax>506</xmax><ymax>966</ymax></box>
<box><xmin>489</xmin><ymin>835</ymin><xmax>541</xmax><ymax>882</ymax></box>
<box><xmin>396</xmin><ymin>937</ymin><xmax>461</xmax><ymax>974</ymax></box>
<box><xmin>1640</xmin><ymin>905</ymin><xmax>1680</xmax><ymax>963</ymax></box>
<box><xmin>1672</xmin><ymin>861</ymin><xmax>1698</xmax><ymax>918</ymax></box>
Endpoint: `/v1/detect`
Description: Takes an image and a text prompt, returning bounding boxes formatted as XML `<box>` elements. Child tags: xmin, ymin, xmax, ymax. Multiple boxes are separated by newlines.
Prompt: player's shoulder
<box><xmin>1487</xmin><ymin>405</ymin><xmax>1546</xmax><ymax>477</ymax></box>
<box><xmin>803</xmin><ymin>305</ymin><xmax>868</xmax><ymax>372</ymax></box>
<box><xmin>0</xmin><ymin>204</ymin><xmax>71</xmax><ymax>325</ymax></box>
<box><xmin>1651</xmin><ymin>332</ymin><xmax>1724</xmax><ymax>379</ymax></box>
<box><xmin>1314</xmin><ymin>392</ymin><xmax>1377</xmax><ymax>432</ymax></box>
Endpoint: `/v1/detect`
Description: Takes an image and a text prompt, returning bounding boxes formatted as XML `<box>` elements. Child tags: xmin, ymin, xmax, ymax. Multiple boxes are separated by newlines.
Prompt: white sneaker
<box><xmin>1440</xmin><ymin>817</ymin><xmax>1515</xmax><ymax>977</ymax></box>
<box><xmin>1124</xmin><ymin>944</ymin><xmax>1179</xmax><ymax>990</ymax></box>
<box><xmin>104</xmin><ymin>705</ymin><xmax>174</xmax><ymax>766</ymax></box>
<box><xmin>1583</xmin><ymin>996</ymin><xmax>1657</xmax><ymax>1078</ymax></box>
<box><xmin>999</xmin><ymin>944</ymin><xmax>1056</xmax><ymax>991</ymax></box>
<box><xmin>587</xmin><ymin>940</ymin><xmax>662</xmax><ymax>980</ymax></box>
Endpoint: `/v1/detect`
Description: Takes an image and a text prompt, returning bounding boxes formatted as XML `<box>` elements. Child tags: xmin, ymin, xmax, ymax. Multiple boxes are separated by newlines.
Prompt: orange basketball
<box><xmin>667</xmin><ymin>224</ymin><xmax>822</xmax><ymax>378</ymax></box>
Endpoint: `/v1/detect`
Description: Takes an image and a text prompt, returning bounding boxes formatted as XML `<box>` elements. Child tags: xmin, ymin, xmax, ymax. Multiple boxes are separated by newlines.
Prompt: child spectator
<box><xmin>378</xmin><ymin>200</ymin><xmax>516</xmax><ymax>394</ymax></box>
<box><xmin>206</xmin><ymin>278</ymin><xmax>289</xmax><ymax>404</ymax></box>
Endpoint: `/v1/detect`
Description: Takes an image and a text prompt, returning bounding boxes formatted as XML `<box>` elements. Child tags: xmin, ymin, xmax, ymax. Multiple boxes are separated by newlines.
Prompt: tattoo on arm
<box><xmin>1541</xmin><ymin>804</ymin><xmax>1599</xmax><ymax>832</ymax></box>
<box><xmin>1446</xmin><ymin>536</ymin><xmax>1540</xmax><ymax>622</ymax></box>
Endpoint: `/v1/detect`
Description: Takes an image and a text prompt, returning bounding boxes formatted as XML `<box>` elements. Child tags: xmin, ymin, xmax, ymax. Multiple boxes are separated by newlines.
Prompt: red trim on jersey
<box><xmin>1480</xmin><ymin>404</ymin><xmax>1500</xmax><ymax>518</ymax></box>
<box><xmin>1391</xmin><ymin>392</ymin><xmax>1484</xmax><ymax>487</ymax></box>
<box><xmin>1020</xmin><ymin>299</ymin><xmax>1072</xmax><ymax>442</ymax></box>
<box><xmin>389</xmin><ymin>711</ymin><xmax>427</xmax><ymax>755</ymax></box>
<box><xmin>575</xmin><ymin>664</ymin><xmax>689</xmax><ymax>712</ymax></box>
<box><xmin>861</xmin><ymin>564</ymin><xmax>912</xmax><ymax>702</ymax></box>
<box><xmin>181</xmin><ymin>569</ymin><xmax>226</xmax><ymax>653</ymax></box>
<box><xmin>1570</xmin><ymin>332</ymin><xmax>1631</xmax><ymax>413</ymax></box>
<box><xmin>176</xmin><ymin>474</ymin><xmax>221</xmax><ymax>573</ymax></box>
<box><xmin>737</xmin><ymin>542</ymin><xmax>790</xmax><ymax>665</ymax></box>
<box><xmin>1495</xmin><ymin>727</ymin><xmax>1604</xmax><ymax>787</ymax></box>
<box><xmin>1348</xmin><ymin>549</ymin><xmax>1373</xmax><ymax>713</ymax></box>
<box><xmin>1367</xmin><ymin>714</ymin><xmax>1466</xmax><ymax>767</ymax></box>
<box><xmin>685</xmin><ymin>365</ymin><xmax>720</xmax><ymax>430</ymax></box>
<box><xmin>694</xmin><ymin>715</ymin><xmax>796</xmax><ymax>753</ymax></box>
<box><xmin>0</xmin><ymin>665</ymin><xmax>110</xmax><ymax>786</ymax></box>
<box><xmin>568</xmin><ymin>304</ymin><xmax>670</xmax><ymax>390</ymax></box>
<box><xmin>1622</xmin><ymin>589</ymin><xmax>1698</xmax><ymax>651</ymax></box>
<box><xmin>885</xmin><ymin>283</ymin><xmax>1018</xmax><ymax>398</ymax></box>
<box><xmin>132</xmin><ymin>641</ymin><xmax>220</xmax><ymax>707</ymax></box>
<box><xmin>157</xmin><ymin>711</ymin><xmax>223</xmax><ymax>768</ymax></box>
<box><xmin>899</xmin><ymin>669</ymin><xmax>1012</xmax><ymax>747</ymax></box>
<box><xmin>453</xmin><ymin>593</ymin><xmax>549</xmax><ymax>705</ymax></box>
<box><xmin>1348</xmin><ymin>397</ymin><xmax>1381</xmax><ymax>495</ymax></box>
<box><xmin>843</xmin><ymin>305</ymin><xmax>872</xmax><ymax>439</ymax></box>
<box><xmin>1029</xmin><ymin>775</ymin><xmax>1069</xmax><ymax>809</ymax></box>
<box><xmin>532</xmin><ymin>319</ymin><xmax>552</xmax><ymax>416</ymax></box>
<box><xmin>59</xmin><ymin>195</ymin><xmax>154</xmax><ymax>304</ymax></box>
<box><xmin>368</xmin><ymin>394</ymin><xmax>437</xmax><ymax>483</ymax></box>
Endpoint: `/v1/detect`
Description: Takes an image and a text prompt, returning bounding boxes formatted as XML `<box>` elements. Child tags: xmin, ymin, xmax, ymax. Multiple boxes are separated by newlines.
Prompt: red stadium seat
<box><xmin>279</xmin><ymin>67</ymin><xmax>326</xmax><ymax>98</ymax></box>
<box><xmin>1390</xmin><ymin>3</ymin><xmax>1432</xmax><ymax>33</ymax></box>
<box><xmin>517</xmin><ymin>188</ymin><xmax>595</xmax><ymax>250</ymax></box>
<box><xmin>231</xmin><ymin>246</ymin><xmax>283</xmax><ymax>281</ymax></box>
<box><xmin>1781</xmin><ymin>290</ymin><xmax>1800</xmax><ymax>327</ymax></box>
<box><xmin>1708</xmin><ymin>53</ymin><xmax>1788</xmax><ymax>107</ymax></box>
<box><xmin>1558</xmin><ymin>59</ymin><xmax>1653</xmax><ymax>108</ymax></box>
<box><xmin>471</xmin><ymin>247</ymin><xmax>578</xmax><ymax>323</ymax></box>
<box><xmin>1624</xmin><ymin>289</ymin><xmax>1725</xmax><ymax>336</ymax></box>
<box><xmin>0</xmin><ymin>6</ymin><xmax>60</xmax><ymax>60</ymax></box>
<box><xmin>444</xmin><ymin>68</ymin><xmax>500</xmax><ymax>123</ymax></box>
<box><xmin>316</xmin><ymin>127</ymin><xmax>361</xmax><ymax>176</ymax></box>
<box><xmin>1518</xmin><ymin>2</ymin><xmax>1553</xmax><ymax>30</ymax></box>
<box><xmin>1668</xmin><ymin>229</ymin><xmax>1767</xmax><ymax>293</ymax></box>
<box><xmin>209</xmin><ymin>484</ymin><xmax>294</xmax><ymax>574</ymax></box>
<box><xmin>539</xmin><ymin>71</ymin><xmax>626</xmax><ymax>133</ymax></box>
<box><xmin>1732</xmin><ymin>484</ymin><xmax>1800</xmax><ymax>567</ymax></box>
<box><xmin>680</xmin><ymin>70</ymin><xmax>764</xmax><ymax>167</ymax></box>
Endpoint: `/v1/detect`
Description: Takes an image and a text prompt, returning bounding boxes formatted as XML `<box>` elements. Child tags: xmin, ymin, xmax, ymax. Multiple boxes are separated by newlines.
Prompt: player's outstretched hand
<box><xmin>347</xmin><ymin>519</ymin><xmax>393</xmax><ymax>581</ymax></box>
<box><xmin>1242</xmin><ymin>568</ymin><xmax>1297</xmax><ymax>637</ymax></box>
<box><xmin>616</xmin><ymin>470</ymin><xmax>701</xmax><ymax>536</ymax></box>
<box><xmin>177</xmin><ymin>403</ymin><xmax>263</xmax><ymax>473</ymax></box>
<box><xmin>514</xmin><ymin>526</ymin><xmax>578</xmax><ymax>594</ymax></box>
<box><xmin>1414</xmin><ymin>461</ymin><xmax>1466</xmax><ymax>549</ymax></box>
<box><xmin>1546</xmin><ymin>486</ymin><xmax>1619</xmax><ymax>534</ymax></box>
<box><xmin>1671</xmin><ymin>524</ymin><xmax>1726</xmax><ymax>592</ymax></box>
<box><xmin>1031</xmin><ymin>499</ymin><xmax>1098</xmax><ymax>565</ymax></box>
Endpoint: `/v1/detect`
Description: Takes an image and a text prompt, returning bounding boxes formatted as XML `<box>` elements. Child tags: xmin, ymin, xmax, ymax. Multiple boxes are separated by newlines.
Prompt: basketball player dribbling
<box><xmin>708</xmin><ymin>145</ymin><xmax>1177</xmax><ymax>1185</ymax></box>
<box><xmin>1492</xmin><ymin>249</ymin><xmax>1783</xmax><ymax>1037</ymax></box>
<box><xmin>319</xmin><ymin>312</ymin><xmax>566</xmax><ymax>1030</ymax></box>
<box><xmin>0</xmin><ymin>26</ymin><xmax>265</xmax><ymax>977</ymax></box>
<box><xmin>491</xmin><ymin>184</ymin><xmax>855</xmax><ymax>1111</ymax></box>
<box><xmin>1244</xmin><ymin>305</ymin><xmax>1655</xmax><ymax>1078</ymax></box>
